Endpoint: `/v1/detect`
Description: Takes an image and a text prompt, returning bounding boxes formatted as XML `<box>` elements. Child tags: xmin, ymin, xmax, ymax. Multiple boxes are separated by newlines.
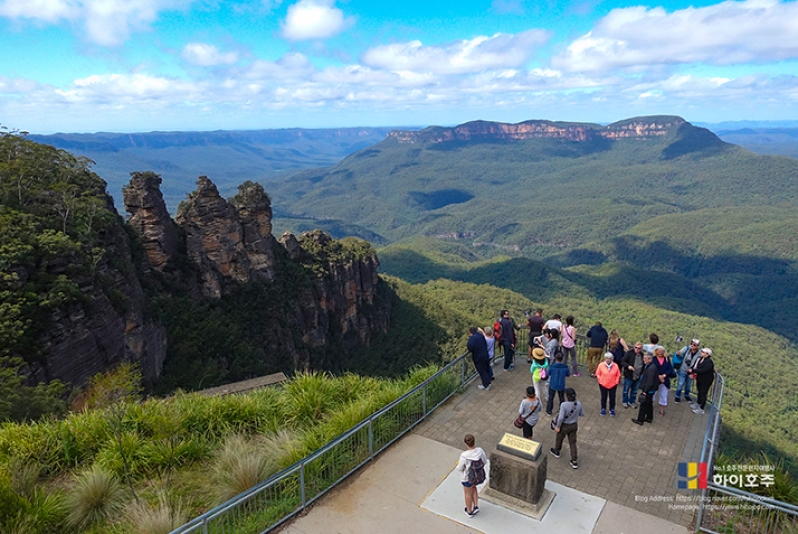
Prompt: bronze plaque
<box><xmin>497</xmin><ymin>432</ymin><xmax>541</xmax><ymax>461</ymax></box>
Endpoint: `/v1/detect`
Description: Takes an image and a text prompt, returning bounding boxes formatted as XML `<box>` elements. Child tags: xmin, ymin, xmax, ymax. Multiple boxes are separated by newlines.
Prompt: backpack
<box><xmin>493</xmin><ymin>321</ymin><xmax>502</xmax><ymax>343</ymax></box>
<box><xmin>467</xmin><ymin>457</ymin><xmax>486</xmax><ymax>486</ymax></box>
<box><xmin>552</xmin><ymin>344</ymin><xmax>565</xmax><ymax>362</ymax></box>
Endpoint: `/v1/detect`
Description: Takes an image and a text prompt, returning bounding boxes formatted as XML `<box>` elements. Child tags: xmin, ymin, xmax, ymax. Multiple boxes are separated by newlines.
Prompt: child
<box><xmin>519</xmin><ymin>386</ymin><xmax>541</xmax><ymax>439</ymax></box>
<box><xmin>546</xmin><ymin>353</ymin><xmax>571</xmax><ymax>415</ymax></box>
<box><xmin>529</xmin><ymin>347</ymin><xmax>549</xmax><ymax>404</ymax></box>
<box><xmin>456</xmin><ymin>434</ymin><xmax>487</xmax><ymax>517</ymax></box>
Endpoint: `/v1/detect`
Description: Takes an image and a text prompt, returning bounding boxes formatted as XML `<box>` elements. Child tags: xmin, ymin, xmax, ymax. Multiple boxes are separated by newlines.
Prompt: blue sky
<box><xmin>1</xmin><ymin>0</ymin><xmax>797</xmax><ymax>133</ymax></box>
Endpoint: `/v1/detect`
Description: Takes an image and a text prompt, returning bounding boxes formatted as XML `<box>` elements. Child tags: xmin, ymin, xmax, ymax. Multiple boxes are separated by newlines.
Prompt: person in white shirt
<box><xmin>456</xmin><ymin>434</ymin><xmax>487</xmax><ymax>517</ymax></box>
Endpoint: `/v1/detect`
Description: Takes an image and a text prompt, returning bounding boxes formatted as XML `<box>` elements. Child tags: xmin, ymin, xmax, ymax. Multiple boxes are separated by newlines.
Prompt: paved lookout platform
<box><xmin>280</xmin><ymin>359</ymin><xmax>704</xmax><ymax>534</ymax></box>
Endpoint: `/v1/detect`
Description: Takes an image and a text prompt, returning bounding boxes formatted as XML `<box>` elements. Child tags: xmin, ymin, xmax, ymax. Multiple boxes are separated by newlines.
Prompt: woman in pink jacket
<box><xmin>596</xmin><ymin>352</ymin><xmax>621</xmax><ymax>417</ymax></box>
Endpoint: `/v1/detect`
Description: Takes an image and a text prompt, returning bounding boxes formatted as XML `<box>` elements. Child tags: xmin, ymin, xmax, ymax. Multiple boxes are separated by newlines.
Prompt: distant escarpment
<box><xmin>387</xmin><ymin>116</ymin><xmax>686</xmax><ymax>144</ymax></box>
<box><xmin>123</xmin><ymin>173</ymin><xmax>390</xmax><ymax>390</ymax></box>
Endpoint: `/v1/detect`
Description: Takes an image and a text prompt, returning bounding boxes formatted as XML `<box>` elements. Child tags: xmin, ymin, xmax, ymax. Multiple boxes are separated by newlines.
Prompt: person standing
<box><xmin>621</xmin><ymin>342</ymin><xmax>645</xmax><ymax>408</ymax></box>
<box><xmin>467</xmin><ymin>327</ymin><xmax>491</xmax><ymax>391</ymax></box>
<box><xmin>482</xmin><ymin>326</ymin><xmax>496</xmax><ymax>382</ymax></box>
<box><xmin>690</xmin><ymin>348</ymin><xmax>715</xmax><ymax>414</ymax></box>
<box><xmin>457</xmin><ymin>434</ymin><xmax>487</xmax><ymax>517</ymax></box>
<box><xmin>632</xmin><ymin>352</ymin><xmax>658</xmax><ymax>425</ymax></box>
<box><xmin>530</xmin><ymin>347</ymin><xmax>549</xmax><ymax>404</ymax></box>
<box><xmin>546</xmin><ymin>352</ymin><xmax>570</xmax><ymax>415</ymax></box>
<box><xmin>544</xmin><ymin>313</ymin><xmax>563</xmax><ymax>334</ymax></box>
<box><xmin>526</xmin><ymin>309</ymin><xmax>545</xmax><ymax>362</ymax></box>
<box><xmin>550</xmin><ymin>388</ymin><xmax>584</xmax><ymax>469</ymax></box>
<box><xmin>673</xmin><ymin>339</ymin><xmax>701</xmax><ymax>403</ymax></box>
<box><xmin>586</xmin><ymin>321</ymin><xmax>609</xmax><ymax>377</ymax></box>
<box><xmin>607</xmin><ymin>329</ymin><xmax>629</xmax><ymax>366</ymax></box>
<box><xmin>499</xmin><ymin>310</ymin><xmax>517</xmax><ymax>371</ymax></box>
<box><xmin>653</xmin><ymin>346</ymin><xmax>676</xmax><ymax>416</ymax></box>
<box><xmin>560</xmin><ymin>315</ymin><xmax>579</xmax><ymax>376</ymax></box>
<box><xmin>519</xmin><ymin>386</ymin><xmax>541</xmax><ymax>439</ymax></box>
<box><xmin>596</xmin><ymin>352</ymin><xmax>621</xmax><ymax>417</ymax></box>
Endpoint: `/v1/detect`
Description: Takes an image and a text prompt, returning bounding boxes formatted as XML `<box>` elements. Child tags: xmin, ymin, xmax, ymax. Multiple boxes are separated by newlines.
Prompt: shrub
<box><xmin>64</xmin><ymin>466</ymin><xmax>127</xmax><ymax>530</ymax></box>
<box><xmin>124</xmin><ymin>493</ymin><xmax>188</xmax><ymax>534</ymax></box>
<box><xmin>210</xmin><ymin>435</ymin><xmax>275</xmax><ymax>503</ymax></box>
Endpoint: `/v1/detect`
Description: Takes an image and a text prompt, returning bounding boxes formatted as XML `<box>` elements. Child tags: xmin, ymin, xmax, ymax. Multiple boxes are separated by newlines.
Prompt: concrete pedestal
<box><xmin>481</xmin><ymin>448</ymin><xmax>555</xmax><ymax>520</ymax></box>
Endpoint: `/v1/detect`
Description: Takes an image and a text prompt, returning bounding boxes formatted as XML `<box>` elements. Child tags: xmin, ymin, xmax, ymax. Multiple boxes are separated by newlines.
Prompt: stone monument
<box><xmin>481</xmin><ymin>432</ymin><xmax>555</xmax><ymax>519</ymax></box>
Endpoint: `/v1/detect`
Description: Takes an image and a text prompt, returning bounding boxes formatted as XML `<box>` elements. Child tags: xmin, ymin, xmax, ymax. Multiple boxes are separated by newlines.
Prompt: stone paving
<box><xmin>413</xmin><ymin>357</ymin><xmax>707</xmax><ymax>527</ymax></box>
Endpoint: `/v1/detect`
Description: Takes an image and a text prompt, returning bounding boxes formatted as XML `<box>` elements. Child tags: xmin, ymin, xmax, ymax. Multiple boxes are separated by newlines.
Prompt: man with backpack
<box><xmin>457</xmin><ymin>434</ymin><xmax>487</xmax><ymax>517</ymax></box>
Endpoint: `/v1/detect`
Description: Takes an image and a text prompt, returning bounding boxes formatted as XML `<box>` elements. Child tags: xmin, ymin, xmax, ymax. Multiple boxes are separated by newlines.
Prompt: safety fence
<box><xmin>169</xmin><ymin>353</ymin><xmax>477</xmax><ymax>534</ymax></box>
<box><xmin>695</xmin><ymin>372</ymin><xmax>798</xmax><ymax>533</ymax></box>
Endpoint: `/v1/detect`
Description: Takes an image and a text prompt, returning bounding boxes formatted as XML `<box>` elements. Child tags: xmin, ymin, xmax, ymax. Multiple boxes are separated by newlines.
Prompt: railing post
<box><xmin>422</xmin><ymin>382</ymin><xmax>427</xmax><ymax>415</ymax></box>
<box><xmin>300</xmin><ymin>461</ymin><xmax>306</xmax><ymax>508</ymax></box>
<box><xmin>368</xmin><ymin>418</ymin><xmax>374</xmax><ymax>458</ymax></box>
<box><xmin>461</xmin><ymin>357</ymin><xmax>466</xmax><ymax>388</ymax></box>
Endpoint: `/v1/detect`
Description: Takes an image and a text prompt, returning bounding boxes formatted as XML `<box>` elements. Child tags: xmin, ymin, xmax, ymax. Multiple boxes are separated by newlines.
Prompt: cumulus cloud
<box><xmin>0</xmin><ymin>0</ymin><xmax>190</xmax><ymax>46</ymax></box>
<box><xmin>555</xmin><ymin>0</ymin><xmax>798</xmax><ymax>72</ymax></box>
<box><xmin>362</xmin><ymin>29</ymin><xmax>550</xmax><ymax>75</ymax></box>
<box><xmin>182</xmin><ymin>43</ymin><xmax>239</xmax><ymax>66</ymax></box>
<box><xmin>280</xmin><ymin>0</ymin><xmax>353</xmax><ymax>41</ymax></box>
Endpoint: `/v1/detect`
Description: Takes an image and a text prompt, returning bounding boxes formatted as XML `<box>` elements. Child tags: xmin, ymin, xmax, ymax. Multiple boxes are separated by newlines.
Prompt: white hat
<box><xmin>701</xmin><ymin>348</ymin><xmax>713</xmax><ymax>356</ymax></box>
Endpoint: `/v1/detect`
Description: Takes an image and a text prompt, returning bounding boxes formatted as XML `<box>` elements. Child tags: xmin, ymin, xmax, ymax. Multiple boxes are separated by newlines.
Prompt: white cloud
<box><xmin>0</xmin><ymin>0</ymin><xmax>190</xmax><ymax>46</ymax></box>
<box><xmin>555</xmin><ymin>0</ymin><xmax>798</xmax><ymax>72</ymax></box>
<box><xmin>362</xmin><ymin>30</ymin><xmax>550</xmax><ymax>75</ymax></box>
<box><xmin>182</xmin><ymin>43</ymin><xmax>239</xmax><ymax>66</ymax></box>
<box><xmin>280</xmin><ymin>0</ymin><xmax>353</xmax><ymax>41</ymax></box>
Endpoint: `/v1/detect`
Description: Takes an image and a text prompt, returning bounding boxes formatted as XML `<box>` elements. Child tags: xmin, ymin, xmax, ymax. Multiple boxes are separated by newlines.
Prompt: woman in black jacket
<box><xmin>689</xmin><ymin>348</ymin><xmax>715</xmax><ymax>414</ymax></box>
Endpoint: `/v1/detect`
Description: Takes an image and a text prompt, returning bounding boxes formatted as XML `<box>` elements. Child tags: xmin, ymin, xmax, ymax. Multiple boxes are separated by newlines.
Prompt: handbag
<box><xmin>513</xmin><ymin>414</ymin><xmax>525</xmax><ymax>428</ymax></box>
<box><xmin>539</xmin><ymin>367</ymin><xmax>548</xmax><ymax>381</ymax></box>
<box><xmin>637</xmin><ymin>391</ymin><xmax>647</xmax><ymax>404</ymax></box>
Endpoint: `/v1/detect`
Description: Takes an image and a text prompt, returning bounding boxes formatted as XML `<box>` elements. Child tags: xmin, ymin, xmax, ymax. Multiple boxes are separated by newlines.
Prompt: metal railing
<box><xmin>169</xmin><ymin>353</ymin><xmax>477</xmax><ymax>534</ymax></box>
<box><xmin>696</xmin><ymin>372</ymin><xmax>798</xmax><ymax>533</ymax></box>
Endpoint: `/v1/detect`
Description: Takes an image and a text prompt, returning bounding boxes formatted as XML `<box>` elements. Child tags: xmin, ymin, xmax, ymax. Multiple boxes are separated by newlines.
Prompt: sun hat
<box><xmin>532</xmin><ymin>347</ymin><xmax>546</xmax><ymax>361</ymax></box>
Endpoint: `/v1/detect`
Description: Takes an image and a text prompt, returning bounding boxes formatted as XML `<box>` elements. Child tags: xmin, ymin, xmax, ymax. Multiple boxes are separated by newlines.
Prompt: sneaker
<box><xmin>574</xmin><ymin>372</ymin><xmax>581</xmax><ymax>377</ymax></box>
<box><xmin>509</xmin><ymin>364</ymin><xmax>515</xmax><ymax>370</ymax></box>
<box><xmin>674</xmin><ymin>397</ymin><xmax>681</xmax><ymax>403</ymax></box>
<box><xmin>550</xmin><ymin>448</ymin><xmax>560</xmax><ymax>458</ymax></box>
<box><xmin>485</xmin><ymin>385</ymin><xmax>491</xmax><ymax>391</ymax></box>
<box><xmin>630</xmin><ymin>403</ymin><xmax>637</xmax><ymax>409</ymax></box>
<box><xmin>684</xmin><ymin>395</ymin><xmax>693</xmax><ymax>402</ymax></box>
<box><xmin>545</xmin><ymin>412</ymin><xmax>552</xmax><ymax>416</ymax></box>
<box><xmin>632</xmin><ymin>418</ymin><xmax>644</xmax><ymax>425</ymax></box>
<box><xmin>570</xmin><ymin>460</ymin><xmax>578</xmax><ymax>469</ymax></box>
<box><xmin>600</xmin><ymin>409</ymin><xmax>606</xmax><ymax>416</ymax></box>
<box><xmin>690</xmin><ymin>403</ymin><xmax>699</xmax><ymax>409</ymax></box>
<box><xmin>622</xmin><ymin>402</ymin><xmax>629</xmax><ymax>408</ymax></box>
<box><xmin>610</xmin><ymin>410</ymin><xmax>616</xmax><ymax>417</ymax></box>
<box><xmin>472</xmin><ymin>507</ymin><xmax>479</xmax><ymax>515</ymax></box>
<box><xmin>693</xmin><ymin>407</ymin><xmax>705</xmax><ymax>414</ymax></box>
<box><xmin>464</xmin><ymin>507</ymin><xmax>474</xmax><ymax>517</ymax></box>
<box><xmin>478</xmin><ymin>385</ymin><xmax>486</xmax><ymax>390</ymax></box>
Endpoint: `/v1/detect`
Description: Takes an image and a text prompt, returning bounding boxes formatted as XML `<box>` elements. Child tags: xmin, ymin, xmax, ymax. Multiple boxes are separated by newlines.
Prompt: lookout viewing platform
<box><xmin>277</xmin><ymin>358</ymin><xmax>704</xmax><ymax>534</ymax></box>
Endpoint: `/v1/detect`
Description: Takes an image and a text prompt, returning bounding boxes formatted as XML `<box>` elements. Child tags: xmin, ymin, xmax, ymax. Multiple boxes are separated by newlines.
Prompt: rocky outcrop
<box><xmin>123</xmin><ymin>171</ymin><xmax>180</xmax><ymax>271</ymax></box>
<box><xmin>31</xmin><ymin>197</ymin><xmax>167</xmax><ymax>387</ymax></box>
<box><xmin>174</xmin><ymin>177</ymin><xmax>279</xmax><ymax>298</ymax></box>
<box><xmin>122</xmin><ymin>175</ymin><xmax>389</xmax><ymax>378</ymax></box>
<box><xmin>388</xmin><ymin>116</ymin><xmax>686</xmax><ymax>144</ymax></box>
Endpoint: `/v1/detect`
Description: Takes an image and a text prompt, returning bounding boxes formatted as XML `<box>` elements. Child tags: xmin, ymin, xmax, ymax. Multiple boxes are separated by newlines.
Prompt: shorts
<box><xmin>462</xmin><ymin>481</ymin><xmax>473</xmax><ymax>487</ymax></box>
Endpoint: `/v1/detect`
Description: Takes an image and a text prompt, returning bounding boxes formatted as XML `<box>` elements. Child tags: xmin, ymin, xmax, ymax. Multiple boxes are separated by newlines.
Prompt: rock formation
<box><xmin>122</xmin><ymin>174</ymin><xmax>390</xmax><ymax>378</ymax></box>
<box><xmin>123</xmin><ymin>171</ymin><xmax>180</xmax><ymax>272</ymax></box>
<box><xmin>388</xmin><ymin>116</ymin><xmax>686</xmax><ymax>144</ymax></box>
<box><xmin>31</xmin><ymin>196</ymin><xmax>167</xmax><ymax>387</ymax></box>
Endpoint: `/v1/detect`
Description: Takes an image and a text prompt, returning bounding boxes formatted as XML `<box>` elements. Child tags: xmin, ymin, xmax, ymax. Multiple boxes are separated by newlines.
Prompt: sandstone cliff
<box><xmin>387</xmin><ymin>116</ymin><xmax>686</xmax><ymax>144</ymax></box>
<box><xmin>30</xmin><ymin>196</ymin><xmax>167</xmax><ymax>387</ymax></box>
<box><xmin>123</xmin><ymin>175</ymin><xmax>390</xmax><ymax>386</ymax></box>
